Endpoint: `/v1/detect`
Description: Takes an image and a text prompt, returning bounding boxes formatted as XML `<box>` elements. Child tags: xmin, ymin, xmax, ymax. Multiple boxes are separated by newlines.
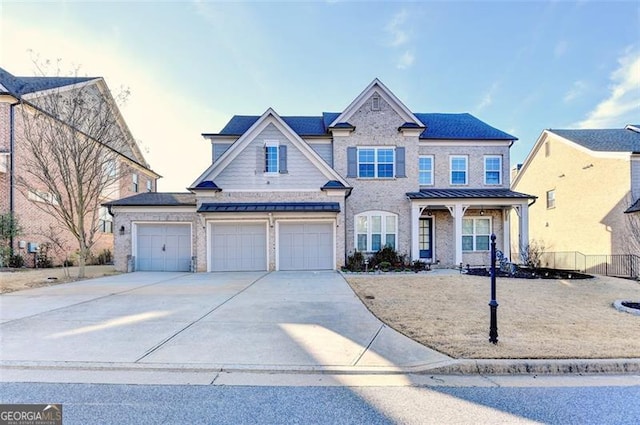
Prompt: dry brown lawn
<box><xmin>345</xmin><ymin>272</ymin><xmax>640</xmax><ymax>359</ymax></box>
<box><xmin>0</xmin><ymin>265</ymin><xmax>118</xmax><ymax>294</ymax></box>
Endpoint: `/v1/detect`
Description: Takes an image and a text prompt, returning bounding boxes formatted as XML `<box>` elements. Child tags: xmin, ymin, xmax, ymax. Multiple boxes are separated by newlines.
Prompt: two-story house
<box><xmin>0</xmin><ymin>67</ymin><xmax>159</xmax><ymax>266</ymax></box>
<box><xmin>511</xmin><ymin>125</ymin><xmax>640</xmax><ymax>257</ymax></box>
<box><xmin>107</xmin><ymin>79</ymin><xmax>534</xmax><ymax>272</ymax></box>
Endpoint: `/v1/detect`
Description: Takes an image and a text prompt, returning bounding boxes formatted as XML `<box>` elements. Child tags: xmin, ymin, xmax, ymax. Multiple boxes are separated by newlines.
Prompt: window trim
<box><xmin>450</xmin><ymin>155</ymin><xmax>468</xmax><ymax>185</ymax></box>
<box><xmin>484</xmin><ymin>155</ymin><xmax>502</xmax><ymax>185</ymax></box>
<box><xmin>419</xmin><ymin>155</ymin><xmax>434</xmax><ymax>186</ymax></box>
<box><xmin>132</xmin><ymin>173</ymin><xmax>139</xmax><ymax>193</ymax></box>
<box><xmin>462</xmin><ymin>216</ymin><xmax>492</xmax><ymax>252</ymax></box>
<box><xmin>546</xmin><ymin>189</ymin><xmax>556</xmax><ymax>209</ymax></box>
<box><xmin>357</xmin><ymin>147</ymin><xmax>395</xmax><ymax>179</ymax></box>
<box><xmin>354</xmin><ymin>211</ymin><xmax>398</xmax><ymax>252</ymax></box>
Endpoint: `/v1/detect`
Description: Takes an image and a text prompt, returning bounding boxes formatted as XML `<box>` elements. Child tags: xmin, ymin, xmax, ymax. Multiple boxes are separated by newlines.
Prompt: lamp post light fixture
<box><xmin>489</xmin><ymin>233</ymin><xmax>499</xmax><ymax>344</ymax></box>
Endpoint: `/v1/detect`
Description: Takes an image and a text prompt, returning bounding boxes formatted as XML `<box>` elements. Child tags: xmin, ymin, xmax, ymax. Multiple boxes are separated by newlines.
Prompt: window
<box><xmin>265</xmin><ymin>143</ymin><xmax>279</xmax><ymax>173</ymax></box>
<box><xmin>98</xmin><ymin>207</ymin><xmax>113</xmax><ymax>233</ymax></box>
<box><xmin>484</xmin><ymin>155</ymin><xmax>502</xmax><ymax>185</ymax></box>
<box><xmin>358</xmin><ymin>147</ymin><xmax>395</xmax><ymax>178</ymax></box>
<box><xmin>355</xmin><ymin>211</ymin><xmax>397</xmax><ymax>252</ymax></box>
<box><xmin>450</xmin><ymin>156</ymin><xmax>468</xmax><ymax>185</ymax></box>
<box><xmin>547</xmin><ymin>189</ymin><xmax>555</xmax><ymax>209</ymax></box>
<box><xmin>28</xmin><ymin>190</ymin><xmax>59</xmax><ymax>205</ymax></box>
<box><xmin>419</xmin><ymin>156</ymin><xmax>434</xmax><ymax>185</ymax></box>
<box><xmin>132</xmin><ymin>174</ymin><xmax>139</xmax><ymax>192</ymax></box>
<box><xmin>462</xmin><ymin>217</ymin><xmax>491</xmax><ymax>251</ymax></box>
<box><xmin>146</xmin><ymin>179</ymin><xmax>153</xmax><ymax>192</ymax></box>
<box><xmin>0</xmin><ymin>153</ymin><xmax>9</xmax><ymax>173</ymax></box>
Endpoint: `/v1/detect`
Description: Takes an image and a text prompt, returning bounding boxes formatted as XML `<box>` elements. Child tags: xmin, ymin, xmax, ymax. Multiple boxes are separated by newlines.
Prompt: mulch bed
<box><xmin>465</xmin><ymin>266</ymin><xmax>593</xmax><ymax>280</ymax></box>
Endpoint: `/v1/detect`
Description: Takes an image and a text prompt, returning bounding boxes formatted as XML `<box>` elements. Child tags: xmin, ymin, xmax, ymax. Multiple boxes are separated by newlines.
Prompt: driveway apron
<box><xmin>0</xmin><ymin>271</ymin><xmax>450</xmax><ymax>371</ymax></box>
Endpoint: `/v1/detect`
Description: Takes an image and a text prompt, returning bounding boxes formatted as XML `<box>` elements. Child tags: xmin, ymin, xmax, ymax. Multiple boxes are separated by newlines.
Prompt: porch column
<box><xmin>518</xmin><ymin>202</ymin><xmax>530</xmax><ymax>263</ymax></box>
<box><xmin>503</xmin><ymin>207</ymin><xmax>511</xmax><ymax>259</ymax></box>
<box><xmin>454</xmin><ymin>203</ymin><xmax>464</xmax><ymax>266</ymax></box>
<box><xmin>411</xmin><ymin>205</ymin><xmax>421</xmax><ymax>261</ymax></box>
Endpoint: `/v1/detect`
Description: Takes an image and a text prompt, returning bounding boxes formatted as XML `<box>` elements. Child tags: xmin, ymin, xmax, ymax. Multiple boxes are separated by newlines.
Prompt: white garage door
<box><xmin>210</xmin><ymin>223</ymin><xmax>267</xmax><ymax>271</ymax></box>
<box><xmin>137</xmin><ymin>224</ymin><xmax>191</xmax><ymax>272</ymax></box>
<box><xmin>279</xmin><ymin>222</ymin><xmax>333</xmax><ymax>270</ymax></box>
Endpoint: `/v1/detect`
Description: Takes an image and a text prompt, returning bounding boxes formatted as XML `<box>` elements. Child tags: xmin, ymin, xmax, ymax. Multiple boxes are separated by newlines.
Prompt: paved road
<box><xmin>2</xmin><ymin>376</ymin><xmax>639</xmax><ymax>424</ymax></box>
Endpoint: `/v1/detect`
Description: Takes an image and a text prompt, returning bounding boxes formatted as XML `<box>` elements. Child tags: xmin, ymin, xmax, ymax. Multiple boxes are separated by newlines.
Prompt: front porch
<box><xmin>406</xmin><ymin>189</ymin><xmax>536</xmax><ymax>267</ymax></box>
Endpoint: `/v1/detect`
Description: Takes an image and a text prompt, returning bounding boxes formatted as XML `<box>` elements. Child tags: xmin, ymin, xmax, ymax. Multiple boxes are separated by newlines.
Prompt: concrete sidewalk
<box><xmin>0</xmin><ymin>271</ymin><xmax>454</xmax><ymax>384</ymax></box>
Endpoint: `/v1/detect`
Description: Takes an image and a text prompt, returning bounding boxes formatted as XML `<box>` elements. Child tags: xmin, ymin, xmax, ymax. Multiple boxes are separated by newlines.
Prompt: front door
<box><xmin>419</xmin><ymin>218</ymin><xmax>433</xmax><ymax>259</ymax></box>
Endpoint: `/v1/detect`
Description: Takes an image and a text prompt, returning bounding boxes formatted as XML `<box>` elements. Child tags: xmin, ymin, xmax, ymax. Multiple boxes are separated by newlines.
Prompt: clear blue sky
<box><xmin>2</xmin><ymin>1</ymin><xmax>638</xmax><ymax>191</ymax></box>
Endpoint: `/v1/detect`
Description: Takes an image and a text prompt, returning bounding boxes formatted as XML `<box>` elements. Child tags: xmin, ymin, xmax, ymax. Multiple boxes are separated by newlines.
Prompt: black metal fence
<box><xmin>512</xmin><ymin>251</ymin><xmax>640</xmax><ymax>279</ymax></box>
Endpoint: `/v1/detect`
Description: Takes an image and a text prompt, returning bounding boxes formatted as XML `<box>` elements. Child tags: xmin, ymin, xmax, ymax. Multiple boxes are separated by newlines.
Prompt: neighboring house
<box><xmin>107</xmin><ymin>79</ymin><xmax>534</xmax><ymax>272</ymax></box>
<box><xmin>511</xmin><ymin>125</ymin><xmax>640</xmax><ymax>256</ymax></box>
<box><xmin>0</xmin><ymin>67</ymin><xmax>159</xmax><ymax>266</ymax></box>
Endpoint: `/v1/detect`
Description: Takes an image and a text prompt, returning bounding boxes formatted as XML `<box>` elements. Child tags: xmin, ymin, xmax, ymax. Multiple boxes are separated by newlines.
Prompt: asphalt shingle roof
<box><xmin>104</xmin><ymin>192</ymin><xmax>196</xmax><ymax>207</ymax></box>
<box><xmin>198</xmin><ymin>202</ymin><xmax>340</xmax><ymax>213</ymax></box>
<box><xmin>0</xmin><ymin>67</ymin><xmax>95</xmax><ymax>97</ymax></box>
<box><xmin>214</xmin><ymin>112</ymin><xmax>516</xmax><ymax>140</ymax></box>
<box><xmin>549</xmin><ymin>128</ymin><xmax>640</xmax><ymax>153</ymax></box>
<box><xmin>625</xmin><ymin>198</ymin><xmax>640</xmax><ymax>214</ymax></box>
<box><xmin>406</xmin><ymin>188</ymin><xmax>535</xmax><ymax>200</ymax></box>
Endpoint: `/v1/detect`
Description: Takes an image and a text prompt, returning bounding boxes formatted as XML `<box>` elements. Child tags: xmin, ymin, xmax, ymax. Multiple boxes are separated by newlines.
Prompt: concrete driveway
<box><xmin>0</xmin><ymin>271</ymin><xmax>450</xmax><ymax>377</ymax></box>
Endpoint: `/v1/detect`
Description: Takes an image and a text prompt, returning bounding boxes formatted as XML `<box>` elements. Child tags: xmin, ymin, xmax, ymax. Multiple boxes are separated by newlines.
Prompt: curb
<box><xmin>2</xmin><ymin>358</ymin><xmax>640</xmax><ymax>377</ymax></box>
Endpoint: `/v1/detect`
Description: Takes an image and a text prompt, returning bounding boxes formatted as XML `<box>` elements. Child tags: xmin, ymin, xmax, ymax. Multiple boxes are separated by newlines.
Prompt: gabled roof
<box><xmin>104</xmin><ymin>192</ymin><xmax>196</xmax><ymax>207</ymax></box>
<box><xmin>192</xmin><ymin>108</ymin><xmax>350</xmax><ymax>189</ymax></box>
<box><xmin>548</xmin><ymin>128</ymin><xmax>640</xmax><ymax>153</ymax></box>
<box><xmin>210</xmin><ymin>112</ymin><xmax>514</xmax><ymax>141</ymax></box>
<box><xmin>198</xmin><ymin>202</ymin><xmax>340</xmax><ymax>213</ymax></box>
<box><xmin>0</xmin><ymin>67</ymin><xmax>95</xmax><ymax>97</ymax></box>
<box><xmin>330</xmin><ymin>78</ymin><xmax>423</xmax><ymax>129</ymax></box>
<box><xmin>406</xmin><ymin>188</ymin><xmax>535</xmax><ymax>200</ymax></box>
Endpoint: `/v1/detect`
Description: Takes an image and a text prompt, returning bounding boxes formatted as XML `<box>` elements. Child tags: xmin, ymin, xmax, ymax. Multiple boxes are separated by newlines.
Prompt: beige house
<box><xmin>0</xmin><ymin>67</ymin><xmax>158</xmax><ymax>266</ymax></box>
<box><xmin>107</xmin><ymin>79</ymin><xmax>534</xmax><ymax>272</ymax></box>
<box><xmin>511</xmin><ymin>125</ymin><xmax>640</xmax><ymax>257</ymax></box>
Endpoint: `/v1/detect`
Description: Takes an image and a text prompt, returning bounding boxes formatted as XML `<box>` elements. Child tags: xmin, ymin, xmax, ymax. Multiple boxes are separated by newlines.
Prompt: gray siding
<box><xmin>632</xmin><ymin>158</ymin><xmax>640</xmax><ymax>200</ymax></box>
<box><xmin>308</xmin><ymin>143</ymin><xmax>333</xmax><ymax>167</ymax></box>
<box><xmin>214</xmin><ymin>123</ymin><xmax>329</xmax><ymax>189</ymax></box>
<box><xmin>213</xmin><ymin>143</ymin><xmax>233</xmax><ymax>163</ymax></box>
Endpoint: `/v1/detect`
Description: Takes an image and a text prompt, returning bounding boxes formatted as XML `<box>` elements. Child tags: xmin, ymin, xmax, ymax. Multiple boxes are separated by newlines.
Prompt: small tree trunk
<box><xmin>78</xmin><ymin>244</ymin><xmax>88</xmax><ymax>279</ymax></box>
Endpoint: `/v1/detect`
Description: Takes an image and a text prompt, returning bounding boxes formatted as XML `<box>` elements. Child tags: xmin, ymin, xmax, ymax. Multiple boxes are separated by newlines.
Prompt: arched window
<box><xmin>355</xmin><ymin>211</ymin><xmax>397</xmax><ymax>252</ymax></box>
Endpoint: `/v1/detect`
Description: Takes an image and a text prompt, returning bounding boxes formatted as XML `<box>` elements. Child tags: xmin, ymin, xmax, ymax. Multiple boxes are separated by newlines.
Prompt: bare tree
<box><xmin>624</xmin><ymin>196</ymin><xmax>640</xmax><ymax>256</ymax></box>
<box><xmin>15</xmin><ymin>61</ymin><xmax>130</xmax><ymax>278</ymax></box>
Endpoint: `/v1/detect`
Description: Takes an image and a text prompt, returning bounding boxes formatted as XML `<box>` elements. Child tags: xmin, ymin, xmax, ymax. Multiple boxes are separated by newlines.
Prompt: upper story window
<box><xmin>98</xmin><ymin>207</ymin><xmax>113</xmax><ymax>233</ymax></box>
<box><xmin>358</xmin><ymin>147</ymin><xmax>395</xmax><ymax>179</ymax></box>
<box><xmin>264</xmin><ymin>141</ymin><xmax>279</xmax><ymax>173</ymax></box>
<box><xmin>132</xmin><ymin>173</ymin><xmax>139</xmax><ymax>193</ymax></box>
<box><xmin>355</xmin><ymin>211</ymin><xmax>397</xmax><ymax>252</ymax></box>
<box><xmin>419</xmin><ymin>155</ymin><xmax>434</xmax><ymax>186</ymax></box>
<box><xmin>546</xmin><ymin>189</ymin><xmax>556</xmax><ymax>209</ymax></box>
<box><xmin>146</xmin><ymin>179</ymin><xmax>153</xmax><ymax>192</ymax></box>
<box><xmin>484</xmin><ymin>155</ymin><xmax>502</xmax><ymax>185</ymax></box>
<box><xmin>450</xmin><ymin>155</ymin><xmax>468</xmax><ymax>185</ymax></box>
<box><xmin>462</xmin><ymin>217</ymin><xmax>491</xmax><ymax>252</ymax></box>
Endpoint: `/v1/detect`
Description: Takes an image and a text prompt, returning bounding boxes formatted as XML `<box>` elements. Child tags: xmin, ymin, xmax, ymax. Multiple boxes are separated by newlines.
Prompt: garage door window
<box><xmin>355</xmin><ymin>211</ymin><xmax>397</xmax><ymax>252</ymax></box>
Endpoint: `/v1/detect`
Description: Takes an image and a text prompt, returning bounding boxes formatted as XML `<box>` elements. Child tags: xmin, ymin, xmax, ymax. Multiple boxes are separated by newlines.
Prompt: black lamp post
<box><xmin>489</xmin><ymin>233</ymin><xmax>499</xmax><ymax>344</ymax></box>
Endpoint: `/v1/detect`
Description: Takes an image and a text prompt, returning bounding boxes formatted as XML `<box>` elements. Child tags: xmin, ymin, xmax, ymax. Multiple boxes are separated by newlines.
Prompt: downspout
<box><xmin>8</xmin><ymin>100</ymin><xmax>19</xmax><ymax>256</ymax></box>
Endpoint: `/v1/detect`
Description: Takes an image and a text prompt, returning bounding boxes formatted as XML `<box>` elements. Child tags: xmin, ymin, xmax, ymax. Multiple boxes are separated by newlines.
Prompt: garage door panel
<box><xmin>211</xmin><ymin>223</ymin><xmax>266</xmax><ymax>271</ymax></box>
<box><xmin>136</xmin><ymin>224</ymin><xmax>191</xmax><ymax>272</ymax></box>
<box><xmin>279</xmin><ymin>222</ymin><xmax>333</xmax><ymax>271</ymax></box>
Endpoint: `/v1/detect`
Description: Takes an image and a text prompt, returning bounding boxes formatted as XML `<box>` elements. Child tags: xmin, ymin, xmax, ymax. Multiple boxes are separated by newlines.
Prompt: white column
<box><xmin>454</xmin><ymin>203</ymin><xmax>463</xmax><ymax>266</ymax></box>
<box><xmin>518</xmin><ymin>202</ymin><xmax>530</xmax><ymax>263</ymax></box>
<box><xmin>411</xmin><ymin>205</ymin><xmax>421</xmax><ymax>261</ymax></box>
<box><xmin>503</xmin><ymin>207</ymin><xmax>511</xmax><ymax>259</ymax></box>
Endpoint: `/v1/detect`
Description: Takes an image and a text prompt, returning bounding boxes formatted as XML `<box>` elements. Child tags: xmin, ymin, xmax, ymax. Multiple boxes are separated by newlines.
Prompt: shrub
<box><xmin>345</xmin><ymin>250</ymin><xmax>366</xmax><ymax>272</ymax></box>
<box><xmin>36</xmin><ymin>243</ymin><xmax>54</xmax><ymax>268</ymax></box>
<box><xmin>378</xmin><ymin>261</ymin><xmax>391</xmax><ymax>271</ymax></box>
<box><xmin>8</xmin><ymin>254</ymin><xmax>25</xmax><ymax>268</ymax></box>
<box><xmin>370</xmin><ymin>246</ymin><xmax>400</xmax><ymax>268</ymax></box>
<box><xmin>97</xmin><ymin>249</ymin><xmax>113</xmax><ymax>265</ymax></box>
